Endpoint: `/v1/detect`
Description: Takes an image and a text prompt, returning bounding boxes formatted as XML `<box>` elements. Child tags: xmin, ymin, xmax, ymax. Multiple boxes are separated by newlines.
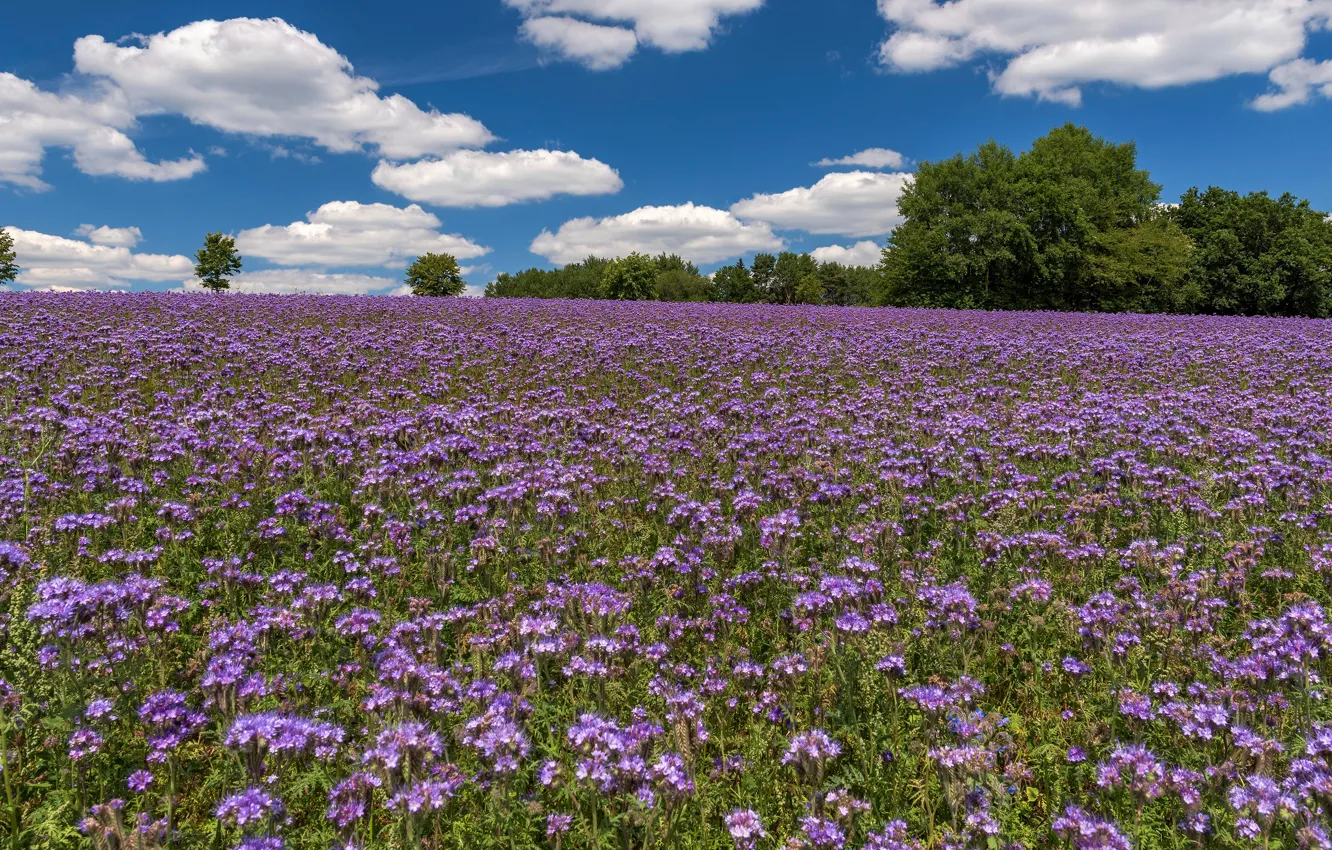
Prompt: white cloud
<box><xmin>815</xmin><ymin>148</ymin><xmax>908</xmax><ymax>169</ymax></box>
<box><xmin>503</xmin><ymin>0</ymin><xmax>764</xmax><ymax>66</ymax></box>
<box><xmin>73</xmin><ymin>17</ymin><xmax>494</xmax><ymax>158</ymax></box>
<box><xmin>810</xmin><ymin>241</ymin><xmax>883</xmax><ymax>267</ymax></box>
<box><xmin>731</xmin><ymin>171</ymin><xmax>912</xmax><ymax>238</ymax></box>
<box><xmin>530</xmin><ymin>202</ymin><xmax>783</xmax><ymax>264</ymax></box>
<box><xmin>74</xmin><ymin>224</ymin><xmax>143</xmax><ymax>248</ymax></box>
<box><xmin>520</xmin><ymin>17</ymin><xmax>640</xmax><ymax>70</ymax></box>
<box><xmin>180</xmin><ymin>268</ymin><xmax>400</xmax><ymax>295</ymax></box>
<box><xmin>1253</xmin><ymin>57</ymin><xmax>1332</xmax><ymax>110</ymax></box>
<box><xmin>236</xmin><ymin>200</ymin><xmax>489</xmax><ymax>268</ymax></box>
<box><xmin>3</xmin><ymin>226</ymin><xmax>193</xmax><ymax>289</ymax></box>
<box><xmin>0</xmin><ymin>73</ymin><xmax>205</xmax><ymax>190</ymax></box>
<box><xmin>875</xmin><ymin>0</ymin><xmax>1332</xmax><ymax>107</ymax></box>
<box><xmin>372</xmin><ymin>149</ymin><xmax>622</xmax><ymax>207</ymax></box>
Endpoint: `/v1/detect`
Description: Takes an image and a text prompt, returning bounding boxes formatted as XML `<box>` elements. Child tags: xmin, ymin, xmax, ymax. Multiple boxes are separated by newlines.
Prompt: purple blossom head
<box><xmin>216</xmin><ymin>787</ymin><xmax>283</xmax><ymax>829</ymax></box>
<box><xmin>725</xmin><ymin>809</ymin><xmax>765</xmax><ymax>850</ymax></box>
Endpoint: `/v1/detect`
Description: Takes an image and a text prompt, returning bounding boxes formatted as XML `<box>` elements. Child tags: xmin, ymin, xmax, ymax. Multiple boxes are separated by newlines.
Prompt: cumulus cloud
<box><xmin>74</xmin><ymin>224</ymin><xmax>143</xmax><ymax>248</ymax></box>
<box><xmin>1254</xmin><ymin>57</ymin><xmax>1332</xmax><ymax>110</ymax></box>
<box><xmin>731</xmin><ymin>171</ymin><xmax>912</xmax><ymax>238</ymax></box>
<box><xmin>371</xmin><ymin>149</ymin><xmax>623</xmax><ymax>207</ymax></box>
<box><xmin>504</xmin><ymin>0</ymin><xmax>764</xmax><ymax>67</ymax></box>
<box><xmin>810</xmin><ymin>241</ymin><xmax>884</xmax><ymax>268</ymax></box>
<box><xmin>73</xmin><ymin>18</ymin><xmax>494</xmax><ymax>159</ymax></box>
<box><xmin>0</xmin><ymin>73</ymin><xmax>205</xmax><ymax>190</ymax></box>
<box><xmin>814</xmin><ymin>148</ymin><xmax>908</xmax><ymax>170</ymax></box>
<box><xmin>520</xmin><ymin>17</ymin><xmax>640</xmax><ymax>70</ymax></box>
<box><xmin>530</xmin><ymin>202</ymin><xmax>784</xmax><ymax>265</ymax></box>
<box><xmin>2</xmin><ymin>226</ymin><xmax>193</xmax><ymax>289</ymax></box>
<box><xmin>236</xmin><ymin>201</ymin><xmax>489</xmax><ymax>268</ymax></box>
<box><xmin>180</xmin><ymin>268</ymin><xmax>401</xmax><ymax>295</ymax></box>
<box><xmin>875</xmin><ymin>0</ymin><xmax>1332</xmax><ymax>107</ymax></box>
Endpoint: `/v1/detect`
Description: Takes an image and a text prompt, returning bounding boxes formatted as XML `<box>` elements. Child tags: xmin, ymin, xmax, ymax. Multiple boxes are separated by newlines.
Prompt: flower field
<box><xmin>3</xmin><ymin>292</ymin><xmax>1332</xmax><ymax>850</ymax></box>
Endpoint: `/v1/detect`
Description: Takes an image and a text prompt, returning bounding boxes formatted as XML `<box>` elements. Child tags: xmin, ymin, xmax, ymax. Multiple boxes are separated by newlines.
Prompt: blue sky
<box><xmin>4</xmin><ymin>0</ymin><xmax>1332</xmax><ymax>294</ymax></box>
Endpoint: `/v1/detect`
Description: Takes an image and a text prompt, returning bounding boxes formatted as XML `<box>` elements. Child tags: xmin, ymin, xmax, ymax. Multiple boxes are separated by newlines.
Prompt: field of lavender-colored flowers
<box><xmin>2</xmin><ymin>292</ymin><xmax>1332</xmax><ymax>850</ymax></box>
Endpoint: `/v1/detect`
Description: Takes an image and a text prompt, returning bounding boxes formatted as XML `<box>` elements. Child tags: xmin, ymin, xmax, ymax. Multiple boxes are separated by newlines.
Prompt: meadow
<box><xmin>1</xmin><ymin>292</ymin><xmax>1331</xmax><ymax>850</ymax></box>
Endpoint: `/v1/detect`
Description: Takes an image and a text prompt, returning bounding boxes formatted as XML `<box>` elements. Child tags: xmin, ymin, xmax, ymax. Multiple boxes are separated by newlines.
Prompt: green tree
<box><xmin>1020</xmin><ymin>124</ymin><xmax>1166</xmax><ymax>310</ymax></box>
<box><xmin>750</xmin><ymin>253</ymin><xmax>777</xmax><ymax>301</ymax></box>
<box><xmin>406</xmin><ymin>253</ymin><xmax>466</xmax><ymax>297</ymax></box>
<box><xmin>713</xmin><ymin>259</ymin><xmax>758</xmax><ymax>303</ymax></box>
<box><xmin>602</xmin><ymin>253</ymin><xmax>657</xmax><ymax>300</ymax></box>
<box><xmin>194</xmin><ymin>232</ymin><xmax>242</xmax><ymax>292</ymax></box>
<box><xmin>655</xmin><ymin>269</ymin><xmax>714</xmax><ymax>302</ymax></box>
<box><xmin>1085</xmin><ymin>208</ymin><xmax>1199</xmax><ymax>313</ymax></box>
<box><xmin>1173</xmin><ymin>187</ymin><xmax>1332</xmax><ymax>317</ymax></box>
<box><xmin>884</xmin><ymin>140</ymin><xmax>1033</xmax><ymax>309</ymax></box>
<box><xmin>772</xmin><ymin>252</ymin><xmax>818</xmax><ymax>304</ymax></box>
<box><xmin>817</xmin><ymin>261</ymin><xmax>883</xmax><ymax>306</ymax></box>
<box><xmin>485</xmin><ymin>257</ymin><xmax>615</xmax><ymax>299</ymax></box>
<box><xmin>0</xmin><ymin>228</ymin><xmax>16</xmax><ymax>287</ymax></box>
<box><xmin>885</xmin><ymin>124</ymin><xmax>1191</xmax><ymax>313</ymax></box>
<box><xmin>652</xmin><ymin>253</ymin><xmax>700</xmax><ymax>277</ymax></box>
<box><xmin>792</xmin><ymin>273</ymin><xmax>824</xmax><ymax>305</ymax></box>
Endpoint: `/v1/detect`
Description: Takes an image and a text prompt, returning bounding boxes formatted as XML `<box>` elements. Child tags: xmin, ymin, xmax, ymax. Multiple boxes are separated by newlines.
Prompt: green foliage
<box><xmin>472</xmin><ymin>123</ymin><xmax>1332</xmax><ymax>318</ymax></box>
<box><xmin>1085</xmin><ymin>208</ymin><xmax>1199</xmax><ymax>313</ymax></box>
<box><xmin>712</xmin><ymin>260</ymin><xmax>759</xmax><ymax>304</ymax></box>
<box><xmin>792</xmin><ymin>273</ymin><xmax>824</xmax><ymax>305</ymax></box>
<box><xmin>601</xmin><ymin>253</ymin><xmax>658</xmax><ymax>301</ymax></box>
<box><xmin>750</xmin><ymin>253</ymin><xmax>777</xmax><ymax>301</ymax></box>
<box><xmin>1173</xmin><ymin>186</ymin><xmax>1332</xmax><ymax>317</ymax></box>
<box><xmin>654</xmin><ymin>269</ymin><xmax>714</xmax><ymax>302</ymax></box>
<box><xmin>405</xmin><ymin>253</ymin><xmax>465</xmax><ymax>297</ymax></box>
<box><xmin>0</xmin><ymin>228</ymin><xmax>16</xmax><ymax>287</ymax></box>
<box><xmin>772</xmin><ymin>252</ymin><xmax>818</xmax><ymax>305</ymax></box>
<box><xmin>193</xmin><ymin>232</ymin><xmax>242</xmax><ymax>293</ymax></box>
<box><xmin>485</xmin><ymin>256</ymin><xmax>612</xmax><ymax>299</ymax></box>
<box><xmin>884</xmin><ymin>122</ymin><xmax>1332</xmax><ymax>317</ymax></box>
<box><xmin>818</xmin><ymin>262</ymin><xmax>885</xmax><ymax>307</ymax></box>
<box><xmin>650</xmin><ymin>253</ymin><xmax>700</xmax><ymax>277</ymax></box>
<box><xmin>885</xmin><ymin>125</ymin><xmax>1179</xmax><ymax>312</ymax></box>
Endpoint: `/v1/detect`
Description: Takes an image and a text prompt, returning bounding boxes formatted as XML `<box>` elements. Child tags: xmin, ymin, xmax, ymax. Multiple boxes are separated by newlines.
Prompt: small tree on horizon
<box><xmin>194</xmin><ymin>232</ymin><xmax>242</xmax><ymax>292</ymax></box>
<box><xmin>406</xmin><ymin>253</ymin><xmax>465</xmax><ymax>296</ymax></box>
<box><xmin>0</xmin><ymin>228</ymin><xmax>17</xmax><ymax>287</ymax></box>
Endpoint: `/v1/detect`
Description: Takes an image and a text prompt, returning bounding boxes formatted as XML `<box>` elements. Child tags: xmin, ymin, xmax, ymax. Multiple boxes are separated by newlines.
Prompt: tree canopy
<box><xmin>0</xmin><ymin>228</ymin><xmax>16</xmax><ymax>287</ymax></box>
<box><xmin>1174</xmin><ymin>187</ymin><xmax>1332</xmax><ymax>317</ymax></box>
<box><xmin>194</xmin><ymin>232</ymin><xmax>242</xmax><ymax>293</ymax></box>
<box><xmin>406</xmin><ymin>253</ymin><xmax>465</xmax><ymax>297</ymax></box>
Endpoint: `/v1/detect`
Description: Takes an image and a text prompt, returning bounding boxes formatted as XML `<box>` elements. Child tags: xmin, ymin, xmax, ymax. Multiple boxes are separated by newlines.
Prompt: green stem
<box><xmin>0</xmin><ymin>710</ymin><xmax>19</xmax><ymax>850</ymax></box>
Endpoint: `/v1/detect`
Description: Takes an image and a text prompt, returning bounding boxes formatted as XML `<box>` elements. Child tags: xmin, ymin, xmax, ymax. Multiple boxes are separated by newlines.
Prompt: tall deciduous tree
<box><xmin>750</xmin><ymin>253</ymin><xmax>776</xmax><ymax>301</ymax></box>
<box><xmin>712</xmin><ymin>259</ymin><xmax>758</xmax><ymax>303</ymax></box>
<box><xmin>0</xmin><ymin>228</ymin><xmax>17</xmax><ymax>287</ymax></box>
<box><xmin>194</xmin><ymin>232</ymin><xmax>242</xmax><ymax>292</ymax></box>
<box><xmin>1173</xmin><ymin>187</ymin><xmax>1332</xmax><ymax>317</ymax></box>
<box><xmin>884</xmin><ymin>124</ymin><xmax>1193</xmax><ymax>313</ymax></box>
<box><xmin>655</xmin><ymin>269</ymin><xmax>714</xmax><ymax>302</ymax></box>
<box><xmin>406</xmin><ymin>253</ymin><xmax>465</xmax><ymax>297</ymax></box>
<box><xmin>772</xmin><ymin>252</ymin><xmax>818</xmax><ymax>305</ymax></box>
<box><xmin>602</xmin><ymin>253</ymin><xmax>657</xmax><ymax>300</ymax></box>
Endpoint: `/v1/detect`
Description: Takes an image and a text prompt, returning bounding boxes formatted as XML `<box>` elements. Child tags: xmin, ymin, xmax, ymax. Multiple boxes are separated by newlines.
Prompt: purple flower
<box><xmin>546</xmin><ymin>813</ymin><xmax>573</xmax><ymax>836</ymax></box>
<box><xmin>127</xmin><ymin>770</ymin><xmax>155</xmax><ymax>793</ymax></box>
<box><xmin>1052</xmin><ymin>805</ymin><xmax>1132</xmax><ymax>850</ymax></box>
<box><xmin>216</xmin><ymin>787</ymin><xmax>283</xmax><ymax>828</ymax></box>
<box><xmin>725</xmin><ymin>809</ymin><xmax>765</xmax><ymax>849</ymax></box>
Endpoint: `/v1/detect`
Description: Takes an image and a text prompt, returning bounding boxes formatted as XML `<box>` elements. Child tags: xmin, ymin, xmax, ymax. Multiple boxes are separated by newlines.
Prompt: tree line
<box><xmin>486</xmin><ymin>124</ymin><xmax>1332</xmax><ymax>318</ymax></box>
<box><xmin>484</xmin><ymin>251</ymin><xmax>882</xmax><ymax>306</ymax></box>
<box><xmin>4</xmin><ymin>122</ymin><xmax>1329</xmax><ymax>316</ymax></box>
